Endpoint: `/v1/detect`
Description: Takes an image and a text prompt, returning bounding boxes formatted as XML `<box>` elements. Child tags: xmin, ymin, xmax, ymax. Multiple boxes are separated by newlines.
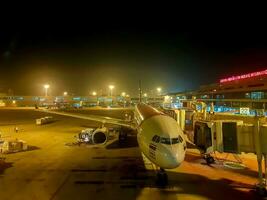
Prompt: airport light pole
<box><xmin>92</xmin><ymin>91</ymin><xmax>97</xmax><ymax>106</ymax></box>
<box><xmin>121</xmin><ymin>92</ymin><xmax>126</xmax><ymax>107</ymax></box>
<box><xmin>109</xmin><ymin>85</ymin><xmax>114</xmax><ymax>96</ymax></box>
<box><xmin>153</xmin><ymin>87</ymin><xmax>161</xmax><ymax>103</ymax></box>
<box><xmin>157</xmin><ymin>87</ymin><xmax>162</xmax><ymax>95</ymax></box>
<box><xmin>44</xmin><ymin>84</ymin><xmax>50</xmax><ymax>97</ymax></box>
<box><xmin>143</xmin><ymin>93</ymin><xmax>147</xmax><ymax>103</ymax></box>
<box><xmin>109</xmin><ymin>85</ymin><xmax>115</xmax><ymax>105</ymax></box>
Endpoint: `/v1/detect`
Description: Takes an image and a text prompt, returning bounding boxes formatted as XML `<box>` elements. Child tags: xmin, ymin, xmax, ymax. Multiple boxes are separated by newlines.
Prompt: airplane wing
<box><xmin>36</xmin><ymin>109</ymin><xmax>136</xmax><ymax>129</ymax></box>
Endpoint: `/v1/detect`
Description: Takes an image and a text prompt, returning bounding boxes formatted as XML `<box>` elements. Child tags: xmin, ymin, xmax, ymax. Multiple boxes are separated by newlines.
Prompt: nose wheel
<box><xmin>118</xmin><ymin>131</ymin><xmax>127</xmax><ymax>143</ymax></box>
<box><xmin>156</xmin><ymin>168</ymin><xmax>168</xmax><ymax>186</ymax></box>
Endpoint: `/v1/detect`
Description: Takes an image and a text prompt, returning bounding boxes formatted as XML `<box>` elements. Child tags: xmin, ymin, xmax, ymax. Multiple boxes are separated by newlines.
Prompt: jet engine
<box><xmin>92</xmin><ymin>127</ymin><xmax>108</xmax><ymax>144</ymax></box>
<box><xmin>78</xmin><ymin>127</ymin><xmax>108</xmax><ymax>144</ymax></box>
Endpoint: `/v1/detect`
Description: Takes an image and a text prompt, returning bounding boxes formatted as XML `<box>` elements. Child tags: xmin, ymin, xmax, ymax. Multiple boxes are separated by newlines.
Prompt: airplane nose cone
<box><xmin>160</xmin><ymin>150</ymin><xmax>183</xmax><ymax>169</ymax></box>
<box><xmin>167</xmin><ymin>155</ymin><xmax>180</xmax><ymax>168</ymax></box>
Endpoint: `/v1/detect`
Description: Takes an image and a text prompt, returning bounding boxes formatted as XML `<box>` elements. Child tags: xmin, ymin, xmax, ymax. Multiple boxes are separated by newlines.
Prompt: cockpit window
<box><xmin>154</xmin><ymin>135</ymin><xmax>183</xmax><ymax>145</ymax></box>
<box><xmin>152</xmin><ymin>135</ymin><xmax>160</xmax><ymax>143</ymax></box>
<box><xmin>171</xmin><ymin>138</ymin><xmax>180</xmax><ymax>144</ymax></box>
<box><xmin>160</xmin><ymin>137</ymin><xmax>171</xmax><ymax>144</ymax></box>
<box><xmin>161</xmin><ymin>136</ymin><xmax>183</xmax><ymax>145</ymax></box>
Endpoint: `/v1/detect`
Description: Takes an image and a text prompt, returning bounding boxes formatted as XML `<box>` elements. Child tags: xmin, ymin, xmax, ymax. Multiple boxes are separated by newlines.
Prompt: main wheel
<box><xmin>119</xmin><ymin>131</ymin><xmax>127</xmax><ymax>142</ymax></box>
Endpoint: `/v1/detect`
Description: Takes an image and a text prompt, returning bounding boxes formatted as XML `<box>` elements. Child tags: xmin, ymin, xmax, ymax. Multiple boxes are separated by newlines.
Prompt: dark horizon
<box><xmin>1</xmin><ymin>16</ymin><xmax>267</xmax><ymax>96</ymax></box>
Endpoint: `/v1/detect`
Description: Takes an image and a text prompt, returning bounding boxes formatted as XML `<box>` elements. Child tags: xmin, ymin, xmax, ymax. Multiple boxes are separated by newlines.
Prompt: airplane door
<box><xmin>222</xmin><ymin>122</ymin><xmax>238</xmax><ymax>153</ymax></box>
<box><xmin>194</xmin><ymin>122</ymin><xmax>212</xmax><ymax>152</ymax></box>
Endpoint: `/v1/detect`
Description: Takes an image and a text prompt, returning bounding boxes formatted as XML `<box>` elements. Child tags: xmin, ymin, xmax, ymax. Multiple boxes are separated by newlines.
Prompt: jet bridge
<box><xmin>193</xmin><ymin>116</ymin><xmax>267</xmax><ymax>194</ymax></box>
<box><xmin>162</xmin><ymin>106</ymin><xmax>267</xmax><ymax>194</ymax></box>
<box><xmin>193</xmin><ymin>120</ymin><xmax>251</xmax><ymax>154</ymax></box>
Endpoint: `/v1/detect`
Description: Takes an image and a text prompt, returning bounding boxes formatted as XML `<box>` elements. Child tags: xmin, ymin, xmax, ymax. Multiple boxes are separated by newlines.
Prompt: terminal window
<box><xmin>251</xmin><ymin>92</ymin><xmax>264</xmax><ymax>99</ymax></box>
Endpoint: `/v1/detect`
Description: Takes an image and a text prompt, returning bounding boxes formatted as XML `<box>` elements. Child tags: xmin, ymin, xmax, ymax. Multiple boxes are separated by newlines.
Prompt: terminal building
<box><xmin>166</xmin><ymin>69</ymin><xmax>267</xmax><ymax>115</ymax></box>
<box><xmin>0</xmin><ymin>94</ymin><xmax>163</xmax><ymax>108</ymax></box>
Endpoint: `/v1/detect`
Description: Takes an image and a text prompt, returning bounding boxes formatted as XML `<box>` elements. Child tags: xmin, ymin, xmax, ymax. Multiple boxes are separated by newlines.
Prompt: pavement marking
<box><xmin>92</xmin><ymin>156</ymin><xmax>141</xmax><ymax>159</ymax></box>
<box><xmin>75</xmin><ymin>180</ymin><xmax>105</xmax><ymax>185</ymax></box>
<box><xmin>49</xmin><ymin>173</ymin><xmax>71</xmax><ymax>200</ymax></box>
<box><xmin>71</xmin><ymin>169</ymin><xmax>107</xmax><ymax>172</ymax></box>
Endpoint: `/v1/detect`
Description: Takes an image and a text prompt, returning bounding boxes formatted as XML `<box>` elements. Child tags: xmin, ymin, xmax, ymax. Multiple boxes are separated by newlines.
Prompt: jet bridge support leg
<box><xmin>254</xmin><ymin>117</ymin><xmax>267</xmax><ymax>195</ymax></box>
<box><xmin>203</xmin><ymin>153</ymin><xmax>215</xmax><ymax>165</ymax></box>
<box><xmin>256</xmin><ymin>153</ymin><xmax>266</xmax><ymax>195</ymax></box>
<box><xmin>265</xmin><ymin>154</ymin><xmax>267</xmax><ymax>188</ymax></box>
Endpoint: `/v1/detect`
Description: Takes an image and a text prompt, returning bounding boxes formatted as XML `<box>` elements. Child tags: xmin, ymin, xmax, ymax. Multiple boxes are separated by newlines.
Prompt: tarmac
<box><xmin>0</xmin><ymin>108</ymin><xmax>264</xmax><ymax>200</ymax></box>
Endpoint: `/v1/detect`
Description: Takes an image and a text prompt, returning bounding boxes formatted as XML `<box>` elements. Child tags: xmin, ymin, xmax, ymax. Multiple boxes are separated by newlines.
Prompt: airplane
<box><xmin>39</xmin><ymin>103</ymin><xmax>187</xmax><ymax>184</ymax></box>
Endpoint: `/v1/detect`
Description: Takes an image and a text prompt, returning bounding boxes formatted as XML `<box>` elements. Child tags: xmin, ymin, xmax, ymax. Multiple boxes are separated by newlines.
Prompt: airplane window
<box><xmin>161</xmin><ymin>137</ymin><xmax>171</xmax><ymax>145</ymax></box>
<box><xmin>172</xmin><ymin>138</ymin><xmax>180</xmax><ymax>144</ymax></box>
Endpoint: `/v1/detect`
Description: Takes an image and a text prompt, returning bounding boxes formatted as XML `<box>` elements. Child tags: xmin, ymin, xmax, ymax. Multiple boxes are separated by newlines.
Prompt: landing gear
<box><xmin>118</xmin><ymin>131</ymin><xmax>127</xmax><ymax>143</ymax></box>
<box><xmin>156</xmin><ymin>168</ymin><xmax>168</xmax><ymax>187</ymax></box>
<box><xmin>204</xmin><ymin>154</ymin><xmax>215</xmax><ymax>165</ymax></box>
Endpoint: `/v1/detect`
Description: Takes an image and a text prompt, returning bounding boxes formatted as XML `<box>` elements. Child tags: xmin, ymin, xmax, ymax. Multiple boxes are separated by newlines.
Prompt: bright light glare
<box><xmin>109</xmin><ymin>85</ymin><xmax>114</xmax><ymax>90</ymax></box>
<box><xmin>164</xmin><ymin>95</ymin><xmax>170</xmax><ymax>101</ymax></box>
<box><xmin>143</xmin><ymin>93</ymin><xmax>147</xmax><ymax>97</ymax></box>
<box><xmin>63</xmin><ymin>91</ymin><xmax>68</xmax><ymax>96</ymax></box>
<box><xmin>44</xmin><ymin>84</ymin><xmax>50</xmax><ymax>89</ymax></box>
<box><xmin>157</xmin><ymin>87</ymin><xmax>161</xmax><ymax>92</ymax></box>
<box><xmin>92</xmin><ymin>91</ymin><xmax>97</xmax><ymax>96</ymax></box>
<box><xmin>121</xmin><ymin>92</ymin><xmax>126</xmax><ymax>97</ymax></box>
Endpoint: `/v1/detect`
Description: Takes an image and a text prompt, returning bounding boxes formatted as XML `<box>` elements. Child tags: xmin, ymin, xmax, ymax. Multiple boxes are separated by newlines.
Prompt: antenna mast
<box><xmin>139</xmin><ymin>80</ymin><xmax>142</xmax><ymax>103</ymax></box>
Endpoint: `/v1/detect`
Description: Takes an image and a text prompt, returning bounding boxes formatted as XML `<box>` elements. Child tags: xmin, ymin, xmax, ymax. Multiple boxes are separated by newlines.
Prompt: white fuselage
<box><xmin>134</xmin><ymin>103</ymin><xmax>186</xmax><ymax>169</ymax></box>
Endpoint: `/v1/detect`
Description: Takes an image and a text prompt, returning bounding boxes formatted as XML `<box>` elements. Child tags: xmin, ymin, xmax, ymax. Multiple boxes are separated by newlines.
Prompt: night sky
<box><xmin>1</xmin><ymin>12</ymin><xmax>267</xmax><ymax>96</ymax></box>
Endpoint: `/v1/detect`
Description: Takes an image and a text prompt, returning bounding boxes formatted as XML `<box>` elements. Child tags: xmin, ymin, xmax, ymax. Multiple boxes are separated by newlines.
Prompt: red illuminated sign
<box><xmin>220</xmin><ymin>69</ymin><xmax>267</xmax><ymax>83</ymax></box>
